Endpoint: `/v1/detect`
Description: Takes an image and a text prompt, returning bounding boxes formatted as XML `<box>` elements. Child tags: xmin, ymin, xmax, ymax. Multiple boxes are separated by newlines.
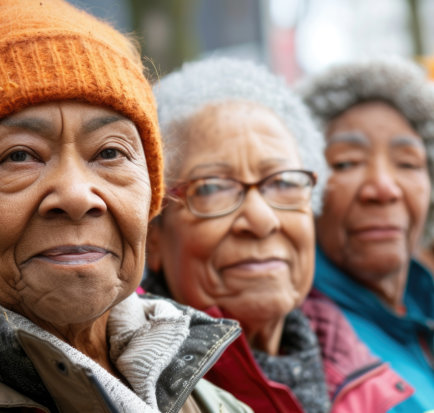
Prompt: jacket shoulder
<box><xmin>0</xmin><ymin>382</ymin><xmax>48</xmax><ymax>412</ymax></box>
<box><xmin>302</xmin><ymin>290</ymin><xmax>414</xmax><ymax>412</ymax></box>
<box><xmin>302</xmin><ymin>289</ymin><xmax>378</xmax><ymax>381</ymax></box>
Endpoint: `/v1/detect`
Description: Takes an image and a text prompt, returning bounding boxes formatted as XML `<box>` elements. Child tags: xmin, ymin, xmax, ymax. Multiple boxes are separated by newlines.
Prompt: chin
<box><xmin>343</xmin><ymin>247</ymin><xmax>406</xmax><ymax>276</ymax></box>
<box><xmin>36</xmin><ymin>304</ymin><xmax>109</xmax><ymax>326</ymax></box>
<box><xmin>24</xmin><ymin>286</ymin><xmax>121</xmax><ymax>327</ymax></box>
<box><xmin>350</xmin><ymin>260</ymin><xmax>405</xmax><ymax>286</ymax></box>
<box><xmin>235</xmin><ymin>295</ymin><xmax>296</xmax><ymax>325</ymax></box>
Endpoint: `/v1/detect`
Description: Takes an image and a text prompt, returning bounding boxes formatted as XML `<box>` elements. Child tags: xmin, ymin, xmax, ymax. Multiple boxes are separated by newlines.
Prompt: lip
<box><xmin>23</xmin><ymin>245</ymin><xmax>114</xmax><ymax>266</ymax></box>
<box><xmin>220</xmin><ymin>258</ymin><xmax>288</xmax><ymax>275</ymax></box>
<box><xmin>349</xmin><ymin>226</ymin><xmax>404</xmax><ymax>241</ymax></box>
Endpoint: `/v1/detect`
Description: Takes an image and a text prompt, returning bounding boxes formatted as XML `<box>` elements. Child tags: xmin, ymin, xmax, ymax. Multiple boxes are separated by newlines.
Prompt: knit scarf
<box><xmin>252</xmin><ymin>308</ymin><xmax>331</xmax><ymax>413</ymax></box>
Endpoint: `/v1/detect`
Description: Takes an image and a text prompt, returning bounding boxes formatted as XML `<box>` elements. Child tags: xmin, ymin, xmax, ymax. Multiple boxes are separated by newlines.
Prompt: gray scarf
<box><xmin>253</xmin><ymin>308</ymin><xmax>331</xmax><ymax>413</ymax></box>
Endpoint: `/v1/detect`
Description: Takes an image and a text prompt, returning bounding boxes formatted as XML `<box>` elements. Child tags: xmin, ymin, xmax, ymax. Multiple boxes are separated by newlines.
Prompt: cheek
<box><xmin>0</xmin><ymin>190</ymin><xmax>39</xmax><ymax>278</ymax></box>
<box><xmin>164</xmin><ymin>212</ymin><xmax>227</xmax><ymax>265</ymax></box>
<box><xmin>0</xmin><ymin>186</ymin><xmax>38</xmax><ymax>236</ymax></box>
<box><xmin>113</xmin><ymin>169</ymin><xmax>151</xmax><ymax>236</ymax></box>
<box><xmin>284</xmin><ymin>215</ymin><xmax>315</xmax><ymax>298</ymax></box>
<box><xmin>317</xmin><ymin>175</ymin><xmax>355</xmax><ymax>239</ymax></box>
<box><xmin>409</xmin><ymin>175</ymin><xmax>431</xmax><ymax>215</ymax></box>
<box><xmin>107</xmin><ymin>178</ymin><xmax>151</xmax><ymax>285</ymax></box>
<box><xmin>316</xmin><ymin>197</ymin><xmax>343</xmax><ymax>246</ymax></box>
<box><xmin>160</xmin><ymin>213</ymin><xmax>229</xmax><ymax>306</ymax></box>
<box><xmin>406</xmin><ymin>175</ymin><xmax>431</xmax><ymax>239</ymax></box>
<box><xmin>316</xmin><ymin>178</ymin><xmax>356</xmax><ymax>264</ymax></box>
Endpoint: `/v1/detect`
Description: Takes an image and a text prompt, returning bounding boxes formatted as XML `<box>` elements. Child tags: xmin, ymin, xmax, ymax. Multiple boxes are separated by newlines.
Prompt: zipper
<box><xmin>332</xmin><ymin>361</ymin><xmax>384</xmax><ymax>405</ymax></box>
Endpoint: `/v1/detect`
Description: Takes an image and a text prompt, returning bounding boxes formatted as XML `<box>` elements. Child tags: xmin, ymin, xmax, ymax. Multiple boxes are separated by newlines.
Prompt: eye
<box><xmin>1</xmin><ymin>149</ymin><xmax>39</xmax><ymax>163</ymax></box>
<box><xmin>331</xmin><ymin>160</ymin><xmax>360</xmax><ymax>171</ymax></box>
<box><xmin>189</xmin><ymin>178</ymin><xmax>237</xmax><ymax>198</ymax></box>
<box><xmin>398</xmin><ymin>162</ymin><xmax>420</xmax><ymax>170</ymax></box>
<box><xmin>268</xmin><ymin>177</ymin><xmax>299</xmax><ymax>189</ymax></box>
<box><xmin>396</xmin><ymin>157</ymin><xmax>426</xmax><ymax>170</ymax></box>
<box><xmin>96</xmin><ymin>147</ymin><xmax>126</xmax><ymax>160</ymax></box>
<box><xmin>194</xmin><ymin>182</ymin><xmax>226</xmax><ymax>197</ymax></box>
<box><xmin>10</xmin><ymin>150</ymin><xmax>29</xmax><ymax>162</ymax></box>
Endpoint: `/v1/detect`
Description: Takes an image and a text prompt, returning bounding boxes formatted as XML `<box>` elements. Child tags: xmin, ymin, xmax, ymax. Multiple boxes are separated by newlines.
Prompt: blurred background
<box><xmin>70</xmin><ymin>0</ymin><xmax>434</xmax><ymax>83</ymax></box>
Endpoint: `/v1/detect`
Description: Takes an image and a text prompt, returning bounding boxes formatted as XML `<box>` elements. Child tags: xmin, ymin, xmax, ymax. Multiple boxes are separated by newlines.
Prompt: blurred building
<box><xmin>69</xmin><ymin>0</ymin><xmax>430</xmax><ymax>83</ymax></box>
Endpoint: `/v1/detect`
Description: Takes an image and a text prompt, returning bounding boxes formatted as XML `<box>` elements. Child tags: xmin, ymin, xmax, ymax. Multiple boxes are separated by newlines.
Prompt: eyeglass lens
<box><xmin>186</xmin><ymin>171</ymin><xmax>313</xmax><ymax>217</ymax></box>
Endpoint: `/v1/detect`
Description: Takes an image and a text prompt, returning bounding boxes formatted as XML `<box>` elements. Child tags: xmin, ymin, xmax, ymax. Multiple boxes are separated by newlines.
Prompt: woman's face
<box><xmin>148</xmin><ymin>102</ymin><xmax>315</xmax><ymax>330</ymax></box>
<box><xmin>317</xmin><ymin>101</ymin><xmax>430</xmax><ymax>286</ymax></box>
<box><xmin>0</xmin><ymin>102</ymin><xmax>151</xmax><ymax>327</ymax></box>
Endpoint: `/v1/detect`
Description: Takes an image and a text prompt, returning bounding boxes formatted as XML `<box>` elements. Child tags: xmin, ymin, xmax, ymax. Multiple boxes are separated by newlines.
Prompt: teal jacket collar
<box><xmin>314</xmin><ymin>246</ymin><xmax>434</xmax><ymax>343</ymax></box>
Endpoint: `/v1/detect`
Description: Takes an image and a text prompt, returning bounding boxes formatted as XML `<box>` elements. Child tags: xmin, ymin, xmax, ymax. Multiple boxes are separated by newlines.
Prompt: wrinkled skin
<box><xmin>148</xmin><ymin>101</ymin><xmax>315</xmax><ymax>354</ymax></box>
<box><xmin>0</xmin><ymin>101</ymin><xmax>151</xmax><ymax>370</ymax></box>
<box><xmin>317</xmin><ymin>100</ymin><xmax>430</xmax><ymax>310</ymax></box>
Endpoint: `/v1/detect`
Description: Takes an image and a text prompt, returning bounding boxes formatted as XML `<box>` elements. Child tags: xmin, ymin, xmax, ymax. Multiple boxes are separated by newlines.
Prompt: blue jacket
<box><xmin>314</xmin><ymin>246</ymin><xmax>434</xmax><ymax>412</ymax></box>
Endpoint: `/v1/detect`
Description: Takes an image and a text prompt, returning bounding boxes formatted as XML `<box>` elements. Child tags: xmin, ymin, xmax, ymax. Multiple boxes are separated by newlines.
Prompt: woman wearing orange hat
<box><xmin>0</xmin><ymin>1</ymin><xmax>252</xmax><ymax>412</ymax></box>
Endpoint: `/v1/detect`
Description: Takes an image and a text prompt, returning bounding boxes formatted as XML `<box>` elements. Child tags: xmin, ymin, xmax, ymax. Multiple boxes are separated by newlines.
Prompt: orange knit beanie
<box><xmin>0</xmin><ymin>0</ymin><xmax>163</xmax><ymax>218</ymax></box>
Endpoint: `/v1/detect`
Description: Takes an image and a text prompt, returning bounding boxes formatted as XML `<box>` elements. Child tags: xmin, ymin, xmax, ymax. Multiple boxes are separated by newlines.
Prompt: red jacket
<box><xmin>205</xmin><ymin>305</ymin><xmax>303</xmax><ymax>413</ymax></box>
<box><xmin>204</xmin><ymin>291</ymin><xmax>413</xmax><ymax>413</ymax></box>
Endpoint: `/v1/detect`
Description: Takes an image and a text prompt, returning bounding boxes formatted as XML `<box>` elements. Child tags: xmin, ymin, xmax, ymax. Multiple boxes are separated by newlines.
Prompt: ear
<box><xmin>146</xmin><ymin>218</ymin><xmax>163</xmax><ymax>272</ymax></box>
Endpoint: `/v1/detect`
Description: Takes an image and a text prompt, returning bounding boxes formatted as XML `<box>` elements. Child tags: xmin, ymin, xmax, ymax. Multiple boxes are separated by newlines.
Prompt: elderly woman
<box><xmin>143</xmin><ymin>58</ymin><xmax>412</xmax><ymax>412</ymax></box>
<box><xmin>0</xmin><ymin>1</ymin><xmax>255</xmax><ymax>412</ymax></box>
<box><xmin>298</xmin><ymin>58</ymin><xmax>434</xmax><ymax>411</ymax></box>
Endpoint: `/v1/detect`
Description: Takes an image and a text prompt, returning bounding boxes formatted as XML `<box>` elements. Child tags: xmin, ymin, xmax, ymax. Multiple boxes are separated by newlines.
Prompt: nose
<box><xmin>358</xmin><ymin>160</ymin><xmax>402</xmax><ymax>204</ymax></box>
<box><xmin>231</xmin><ymin>188</ymin><xmax>280</xmax><ymax>238</ymax></box>
<box><xmin>38</xmin><ymin>157</ymin><xmax>107</xmax><ymax>220</ymax></box>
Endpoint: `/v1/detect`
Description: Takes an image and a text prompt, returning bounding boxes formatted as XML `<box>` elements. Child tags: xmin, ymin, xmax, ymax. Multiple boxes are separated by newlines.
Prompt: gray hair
<box><xmin>297</xmin><ymin>57</ymin><xmax>434</xmax><ymax>245</ymax></box>
<box><xmin>153</xmin><ymin>57</ymin><xmax>327</xmax><ymax>215</ymax></box>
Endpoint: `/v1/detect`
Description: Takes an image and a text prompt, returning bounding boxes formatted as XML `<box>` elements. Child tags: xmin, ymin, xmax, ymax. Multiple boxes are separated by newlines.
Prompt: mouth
<box><xmin>220</xmin><ymin>258</ymin><xmax>288</xmax><ymax>274</ymax></box>
<box><xmin>24</xmin><ymin>245</ymin><xmax>114</xmax><ymax>266</ymax></box>
<box><xmin>349</xmin><ymin>226</ymin><xmax>404</xmax><ymax>241</ymax></box>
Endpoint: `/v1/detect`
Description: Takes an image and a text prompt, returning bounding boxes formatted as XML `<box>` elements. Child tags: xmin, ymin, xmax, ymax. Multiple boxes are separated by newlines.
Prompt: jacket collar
<box><xmin>0</xmin><ymin>294</ymin><xmax>240</xmax><ymax>412</ymax></box>
<box><xmin>314</xmin><ymin>246</ymin><xmax>434</xmax><ymax>341</ymax></box>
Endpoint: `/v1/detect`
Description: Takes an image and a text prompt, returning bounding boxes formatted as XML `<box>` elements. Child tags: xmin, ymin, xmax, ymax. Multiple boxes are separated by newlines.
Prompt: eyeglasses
<box><xmin>168</xmin><ymin>169</ymin><xmax>317</xmax><ymax>218</ymax></box>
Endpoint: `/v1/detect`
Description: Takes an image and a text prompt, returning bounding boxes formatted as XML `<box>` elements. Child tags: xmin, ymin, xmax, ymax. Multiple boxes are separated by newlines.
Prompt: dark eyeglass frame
<box><xmin>167</xmin><ymin>169</ymin><xmax>317</xmax><ymax>218</ymax></box>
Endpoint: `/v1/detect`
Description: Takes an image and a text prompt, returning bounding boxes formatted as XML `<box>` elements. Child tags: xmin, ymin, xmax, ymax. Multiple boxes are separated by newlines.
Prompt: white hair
<box><xmin>153</xmin><ymin>57</ymin><xmax>328</xmax><ymax>215</ymax></box>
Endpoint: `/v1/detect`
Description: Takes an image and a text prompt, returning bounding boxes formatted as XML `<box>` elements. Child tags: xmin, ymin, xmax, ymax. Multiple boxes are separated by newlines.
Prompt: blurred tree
<box><xmin>127</xmin><ymin>0</ymin><xmax>199</xmax><ymax>79</ymax></box>
<box><xmin>407</xmin><ymin>0</ymin><xmax>423</xmax><ymax>56</ymax></box>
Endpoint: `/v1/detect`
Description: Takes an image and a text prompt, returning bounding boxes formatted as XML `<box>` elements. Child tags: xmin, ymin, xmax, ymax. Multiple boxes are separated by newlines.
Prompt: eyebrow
<box><xmin>390</xmin><ymin>135</ymin><xmax>425</xmax><ymax>150</ymax></box>
<box><xmin>80</xmin><ymin>115</ymin><xmax>127</xmax><ymax>135</ymax></box>
<box><xmin>0</xmin><ymin>114</ymin><xmax>129</xmax><ymax>137</ymax></box>
<box><xmin>326</xmin><ymin>131</ymin><xmax>370</xmax><ymax>148</ymax></box>
<box><xmin>0</xmin><ymin>117</ymin><xmax>55</xmax><ymax>135</ymax></box>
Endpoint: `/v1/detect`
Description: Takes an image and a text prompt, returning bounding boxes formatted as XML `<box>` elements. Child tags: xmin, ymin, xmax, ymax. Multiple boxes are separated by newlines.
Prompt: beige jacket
<box><xmin>0</xmin><ymin>294</ymin><xmax>251</xmax><ymax>413</ymax></box>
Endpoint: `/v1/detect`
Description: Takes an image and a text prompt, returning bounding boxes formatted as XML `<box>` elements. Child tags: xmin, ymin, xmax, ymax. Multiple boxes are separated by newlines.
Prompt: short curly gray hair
<box><xmin>153</xmin><ymin>57</ymin><xmax>328</xmax><ymax>215</ymax></box>
<box><xmin>297</xmin><ymin>57</ymin><xmax>434</xmax><ymax>244</ymax></box>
